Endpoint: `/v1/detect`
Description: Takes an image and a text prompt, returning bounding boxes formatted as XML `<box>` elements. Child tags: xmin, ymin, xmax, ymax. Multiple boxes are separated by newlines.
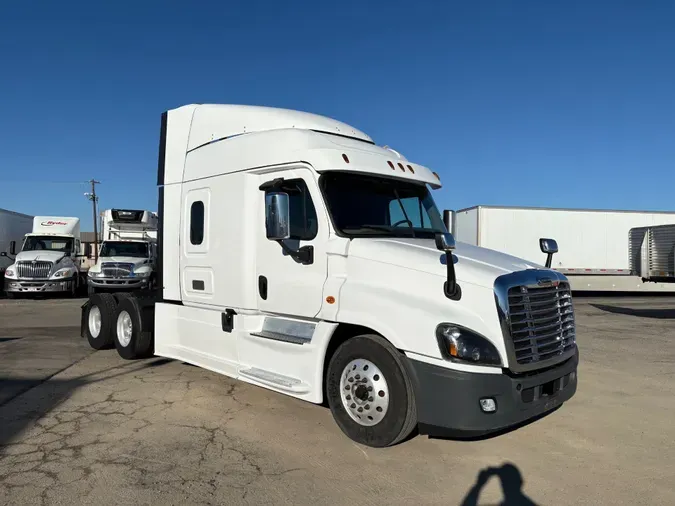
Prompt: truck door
<box><xmin>256</xmin><ymin>168</ymin><xmax>329</xmax><ymax>318</ymax></box>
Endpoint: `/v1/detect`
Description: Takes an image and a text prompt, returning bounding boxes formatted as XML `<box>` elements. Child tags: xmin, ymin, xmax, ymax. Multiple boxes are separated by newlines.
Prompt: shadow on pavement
<box><xmin>461</xmin><ymin>463</ymin><xmax>538</xmax><ymax>506</ymax></box>
<box><xmin>591</xmin><ymin>304</ymin><xmax>675</xmax><ymax>319</ymax></box>
<box><xmin>0</xmin><ymin>357</ymin><xmax>173</xmax><ymax>447</ymax></box>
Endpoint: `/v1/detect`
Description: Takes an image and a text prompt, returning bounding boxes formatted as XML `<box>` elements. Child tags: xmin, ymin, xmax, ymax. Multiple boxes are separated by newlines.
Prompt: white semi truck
<box><xmin>80</xmin><ymin>104</ymin><xmax>579</xmax><ymax>447</ymax></box>
<box><xmin>87</xmin><ymin>209</ymin><xmax>158</xmax><ymax>294</ymax></box>
<box><xmin>4</xmin><ymin>216</ymin><xmax>89</xmax><ymax>298</ymax></box>
<box><xmin>0</xmin><ymin>208</ymin><xmax>34</xmax><ymax>280</ymax></box>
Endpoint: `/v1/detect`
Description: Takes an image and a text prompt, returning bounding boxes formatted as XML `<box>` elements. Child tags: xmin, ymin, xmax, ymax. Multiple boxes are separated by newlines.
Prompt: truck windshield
<box><xmin>22</xmin><ymin>236</ymin><xmax>73</xmax><ymax>253</ymax></box>
<box><xmin>99</xmin><ymin>241</ymin><xmax>149</xmax><ymax>258</ymax></box>
<box><xmin>320</xmin><ymin>172</ymin><xmax>446</xmax><ymax>239</ymax></box>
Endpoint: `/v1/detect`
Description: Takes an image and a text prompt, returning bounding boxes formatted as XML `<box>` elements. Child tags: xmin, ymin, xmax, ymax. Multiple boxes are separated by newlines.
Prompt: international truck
<box><xmin>87</xmin><ymin>209</ymin><xmax>158</xmax><ymax>294</ymax></box>
<box><xmin>0</xmin><ymin>209</ymin><xmax>34</xmax><ymax>283</ymax></box>
<box><xmin>3</xmin><ymin>216</ymin><xmax>89</xmax><ymax>298</ymax></box>
<box><xmin>80</xmin><ymin>104</ymin><xmax>579</xmax><ymax>447</ymax></box>
<box><xmin>629</xmin><ymin>224</ymin><xmax>675</xmax><ymax>283</ymax></box>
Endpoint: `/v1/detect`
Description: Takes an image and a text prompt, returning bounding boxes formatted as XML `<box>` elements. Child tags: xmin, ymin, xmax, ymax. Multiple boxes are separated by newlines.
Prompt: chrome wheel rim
<box><xmin>339</xmin><ymin>359</ymin><xmax>389</xmax><ymax>426</ymax></box>
<box><xmin>117</xmin><ymin>310</ymin><xmax>133</xmax><ymax>347</ymax></box>
<box><xmin>88</xmin><ymin>306</ymin><xmax>101</xmax><ymax>338</ymax></box>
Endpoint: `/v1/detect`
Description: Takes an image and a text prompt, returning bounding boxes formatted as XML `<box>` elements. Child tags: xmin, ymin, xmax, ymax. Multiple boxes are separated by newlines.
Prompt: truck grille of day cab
<box><xmin>16</xmin><ymin>261</ymin><xmax>53</xmax><ymax>278</ymax></box>
<box><xmin>494</xmin><ymin>270</ymin><xmax>577</xmax><ymax>373</ymax></box>
<box><xmin>101</xmin><ymin>262</ymin><xmax>134</xmax><ymax>278</ymax></box>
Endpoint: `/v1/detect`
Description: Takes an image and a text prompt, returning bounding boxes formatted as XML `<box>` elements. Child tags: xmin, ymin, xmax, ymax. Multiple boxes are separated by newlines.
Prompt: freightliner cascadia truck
<box><xmin>80</xmin><ymin>104</ymin><xmax>579</xmax><ymax>447</ymax></box>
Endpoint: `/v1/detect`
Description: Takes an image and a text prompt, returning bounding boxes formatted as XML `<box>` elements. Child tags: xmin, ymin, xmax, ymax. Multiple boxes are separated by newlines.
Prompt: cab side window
<box><xmin>274</xmin><ymin>179</ymin><xmax>318</xmax><ymax>241</ymax></box>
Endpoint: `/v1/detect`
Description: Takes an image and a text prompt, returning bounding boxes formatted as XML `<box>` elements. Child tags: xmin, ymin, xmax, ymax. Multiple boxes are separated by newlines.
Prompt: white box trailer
<box><xmin>0</xmin><ymin>208</ymin><xmax>34</xmax><ymax>274</ymax></box>
<box><xmin>451</xmin><ymin>206</ymin><xmax>675</xmax><ymax>292</ymax></box>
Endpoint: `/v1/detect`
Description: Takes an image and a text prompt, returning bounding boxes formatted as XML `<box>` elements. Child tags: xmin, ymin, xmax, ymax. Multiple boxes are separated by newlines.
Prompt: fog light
<box><xmin>479</xmin><ymin>398</ymin><xmax>497</xmax><ymax>413</ymax></box>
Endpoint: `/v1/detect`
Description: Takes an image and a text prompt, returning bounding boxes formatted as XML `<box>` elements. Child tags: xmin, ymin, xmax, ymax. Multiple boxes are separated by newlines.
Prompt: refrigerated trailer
<box><xmin>451</xmin><ymin>206</ymin><xmax>675</xmax><ymax>292</ymax></box>
<box><xmin>80</xmin><ymin>104</ymin><xmax>578</xmax><ymax>447</ymax></box>
<box><xmin>629</xmin><ymin>224</ymin><xmax>675</xmax><ymax>283</ymax></box>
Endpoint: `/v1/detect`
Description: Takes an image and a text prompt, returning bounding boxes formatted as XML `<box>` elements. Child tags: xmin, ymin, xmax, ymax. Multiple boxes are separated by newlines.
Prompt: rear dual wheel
<box><xmin>84</xmin><ymin>293</ymin><xmax>153</xmax><ymax>359</ymax></box>
<box><xmin>113</xmin><ymin>296</ymin><xmax>153</xmax><ymax>360</ymax></box>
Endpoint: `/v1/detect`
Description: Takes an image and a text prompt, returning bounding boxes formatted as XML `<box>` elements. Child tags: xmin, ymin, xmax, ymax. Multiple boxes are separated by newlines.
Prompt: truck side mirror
<box><xmin>84</xmin><ymin>243</ymin><xmax>91</xmax><ymax>257</ymax></box>
<box><xmin>265</xmin><ymin>192</ymin><xmax>291</xmax><ymax>241</ymax></box>
<box><xmin>9</xmin><ymin>241</ymin><xmax>16</xmax><ymax>256</ymax></box>
<box><xmin>539</xmin><ymin>238</ymin><xmax>558</xmax><ymax>268</ymax></box>
<box><xmin>435</xmin><ymin>232</ymin><xmax>461</xmax><ymax>301</ymax></box>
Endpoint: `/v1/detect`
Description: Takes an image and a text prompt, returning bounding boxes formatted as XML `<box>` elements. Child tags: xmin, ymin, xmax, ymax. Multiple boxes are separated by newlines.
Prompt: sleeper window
<box><xmin>190</xmin><ymin>201</ymin><xmax>205</xmax><ymax>245</ymax></box>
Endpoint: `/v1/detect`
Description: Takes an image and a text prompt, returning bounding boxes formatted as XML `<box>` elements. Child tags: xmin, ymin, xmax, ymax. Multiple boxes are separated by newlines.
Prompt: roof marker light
<box><xmin>397</xmin><ymin>163</ymin><xmax>405</xmax><ymax>172</ymax></box>
<box><xmin>433</xmin><ymin>172</ymin><xmax>441</xmax><ymax>180</ymax></box>
<box><xmin>387</xmin><ymin>161</ymin><xmax>395</xmax><ymax>170</ymax></box>
<box><xmin>342</xmin><ymin>154</ymin><xmax>350</xmax><ymax>163</ymax></box>
<box><xmin>407</xmin><ymin>164</ymin><xmax>415</xmax><ymax>173</ymax></box>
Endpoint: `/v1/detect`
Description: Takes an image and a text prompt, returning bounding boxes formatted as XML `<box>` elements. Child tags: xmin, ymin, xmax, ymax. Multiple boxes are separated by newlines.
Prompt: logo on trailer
<box><xmin>41</xmin><ymin>220</ymin><xmax>68</xmax><ymax>226</ymax></box>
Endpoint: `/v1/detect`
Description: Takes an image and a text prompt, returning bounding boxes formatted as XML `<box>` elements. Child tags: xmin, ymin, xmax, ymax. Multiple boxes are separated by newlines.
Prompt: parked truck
<box><xmin>0</xmin><ymin>209</ymin><xmax>34</xmax><ymax>291</ymax></box>
<box><xmin>80</xmin><ymin>104</ymin><xmax>578</xmax><ymax>447</ymax></box>
<box><xmin>87</xmin><ymin>209</ymin><xmax>158</xmax><ymax>294</ymax></box>
<box><xmin>3</xmin><ymin>216</ymin><xmax>89</xmax><ymax>298</ymax></box>
<box><xmin>629</xmin><ymin>224</ymin><xmax>675</xmax><ymax>283</ymax></box>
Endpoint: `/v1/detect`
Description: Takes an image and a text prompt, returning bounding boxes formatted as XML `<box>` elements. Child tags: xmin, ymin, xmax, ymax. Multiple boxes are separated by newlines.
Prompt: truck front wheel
<box><xmin>326</xmin><ymin>334</ymin><xmax>418</xmax><ymax>447</ymax></box>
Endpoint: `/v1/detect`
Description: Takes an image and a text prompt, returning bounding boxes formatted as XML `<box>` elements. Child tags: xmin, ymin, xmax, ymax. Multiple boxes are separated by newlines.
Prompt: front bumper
<box><xmin>87</xmin><ymin>276</ymin><xmax>150</xmax><ymax>290</ymax></box>
<box><xmin>406</xmin><ymin>348</ymin><xmax>579</xmax><ymax>437</ymax></box>
<box><xmin>4</xmin><ymin>276</ymin><xmax>75</xmax><ymax>294</ymax></box>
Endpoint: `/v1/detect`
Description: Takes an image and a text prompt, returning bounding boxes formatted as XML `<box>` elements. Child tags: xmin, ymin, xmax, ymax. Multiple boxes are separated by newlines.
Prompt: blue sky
<box><xmin>1</xmin><ymin>1</ymin><xmax>673</xmax><ymax>230</ymax></box>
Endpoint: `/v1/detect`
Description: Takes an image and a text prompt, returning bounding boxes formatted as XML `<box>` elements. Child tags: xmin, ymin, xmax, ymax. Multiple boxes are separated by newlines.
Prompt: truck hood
<box><xmin>97</xmin><ymin>256</ymin><xmax>151</xmax><ymax>267</ymax></box>
<box><xmin>14</xmin><ymin>250</ymin><xmax>66</xmax><ymax>264</ymax></box>
<box><xmin>349</xmin><ymin>237</ymin><xmax>543</xmax><ymax>288</ymax></box>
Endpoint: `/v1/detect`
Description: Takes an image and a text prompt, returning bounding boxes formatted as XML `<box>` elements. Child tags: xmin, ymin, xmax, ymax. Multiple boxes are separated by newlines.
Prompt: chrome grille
<box><xmin>507</xmin><ymin>282</ymin><xmax>576</xmax><ymax>365</ymax></box>
<box><xmin>16</xmin><ymin>261</ymin><xmax>53</xmax><ymax>279</ymax></box>
<box><xmin>101</xmin><ymin>262</ymin><xmax>133</xmax><ymax>278</ymax></box>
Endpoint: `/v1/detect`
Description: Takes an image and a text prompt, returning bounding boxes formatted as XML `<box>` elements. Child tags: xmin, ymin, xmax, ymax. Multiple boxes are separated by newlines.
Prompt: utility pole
<box><xmin>84</xmin><ymin>180</ymin><xmax>100</xmax><ymax>263</ymax></box>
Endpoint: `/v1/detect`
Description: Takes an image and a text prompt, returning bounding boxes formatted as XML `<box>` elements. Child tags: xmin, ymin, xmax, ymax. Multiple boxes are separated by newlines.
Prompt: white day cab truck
<box><xmin>0</xmin><ymin>208</ymin><xmax>33</xmax><ymax>285</ymax></box>
<box><xmin>80</xmin><ymin>104</ymin><xmax>579</xmax><ymax>447</ymax></box>
<box><xmin>87</xmin><ymin>208</ymin><xmax>158</xmax><ymax>295</ymax></box>
<box><xmin>3</xmin><ymin>217</ymin><xmax>89</xmax><ymax>298</ymax></box>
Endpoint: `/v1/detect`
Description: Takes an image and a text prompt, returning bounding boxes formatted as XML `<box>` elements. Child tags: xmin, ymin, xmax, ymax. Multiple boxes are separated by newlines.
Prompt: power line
<box><xmin>84</xmin><ymin>180</ymin><xmax>101</xmax><ymax>263</ymax></box>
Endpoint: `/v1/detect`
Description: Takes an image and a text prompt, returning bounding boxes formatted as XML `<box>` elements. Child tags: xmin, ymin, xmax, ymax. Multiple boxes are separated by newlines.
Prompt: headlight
<box><xmin>51</xmin><ymin>269</ymin><xmax>73</xmax><ymax>278</ymax></box>
<box><xmin>5</xmin><ymin>269</ymin><xmax>15</xmax><ymax>277</ymax></box>
<box><xmin>135</xmin><ymin>270</ymin><xmax>151</xmax><ymax>278</ymax></box>
<box><xmin>436</xmin><ymin>324</ymin><xmax>502</xmax><ymax>366</ymax></box>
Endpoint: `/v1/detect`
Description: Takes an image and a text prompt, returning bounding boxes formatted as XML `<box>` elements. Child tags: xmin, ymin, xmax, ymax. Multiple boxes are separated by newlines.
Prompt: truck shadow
<box><xmin>460</xmin><ymin>462</ymin><xmax>539</xmax><ymax>506</ymax></box>
<box><xmin>590</xmin><ymin>304</ymin><xmax>675</xmax><ymax>319</ymax></box>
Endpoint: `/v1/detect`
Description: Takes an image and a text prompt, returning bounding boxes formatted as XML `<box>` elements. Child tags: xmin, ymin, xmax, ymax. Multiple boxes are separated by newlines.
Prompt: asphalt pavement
<box><xmin>0</xmin><ymin>295</ymin><xmax>674</xmax><ymax>505</ymax></box>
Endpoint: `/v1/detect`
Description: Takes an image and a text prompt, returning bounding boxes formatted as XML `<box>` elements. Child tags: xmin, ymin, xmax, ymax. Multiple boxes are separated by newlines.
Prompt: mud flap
<box><xmin>80</xmin><ymin>300</ymin><xmax>90</xmax><ymax>338</ymax></box>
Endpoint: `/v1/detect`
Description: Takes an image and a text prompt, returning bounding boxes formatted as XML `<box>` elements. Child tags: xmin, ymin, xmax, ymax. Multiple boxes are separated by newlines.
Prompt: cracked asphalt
<box><xmin>1</xmin><ymin>295</ymin><xmax>675</xmax><ymax>505</ymax></box>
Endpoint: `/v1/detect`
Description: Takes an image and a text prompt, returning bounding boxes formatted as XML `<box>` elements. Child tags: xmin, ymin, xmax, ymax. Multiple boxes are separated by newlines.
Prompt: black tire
<box><xmin>113</xmin><ymin>296</ymin><xmax>154</xmax><ymax>360</ymax></box>
<box><xmin>326</xmin><ymin>334</ymin><xmax>418</xmax><ymax>447</ymax></box>
<box><xmin>84</xmin><ymin>293</ymin><xmax>118</xmax><ymax>350</ymax></box>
